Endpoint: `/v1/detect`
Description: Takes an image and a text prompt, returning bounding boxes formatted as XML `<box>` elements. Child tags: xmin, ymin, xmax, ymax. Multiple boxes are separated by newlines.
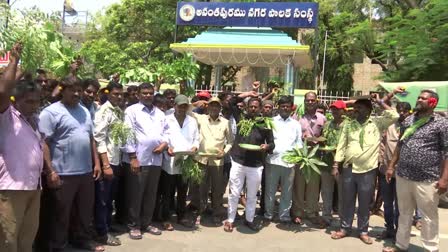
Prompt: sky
<box><xmin>10</xmin><ymin>0</ymin><xmax>121</xmax><ymax>14</ymax></box>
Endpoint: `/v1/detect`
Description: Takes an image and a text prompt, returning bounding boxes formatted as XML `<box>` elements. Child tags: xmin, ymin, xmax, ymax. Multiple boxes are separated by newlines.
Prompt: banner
<box><xmin>0</xmin><ymin>52</ymin><xmax>10</xmax><ymax>67</ymax></box>
<box><xmin>176</xmin><ymin>2</ymin><xmax>318</xmax><ymax>28</ymax></box>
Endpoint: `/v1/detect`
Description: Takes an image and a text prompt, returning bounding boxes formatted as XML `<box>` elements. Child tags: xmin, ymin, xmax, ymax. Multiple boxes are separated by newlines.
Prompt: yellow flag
<box><xmin>64</xmin><ymin>0</ymin><xmax>77</xmax><ymax>15</ymax></box>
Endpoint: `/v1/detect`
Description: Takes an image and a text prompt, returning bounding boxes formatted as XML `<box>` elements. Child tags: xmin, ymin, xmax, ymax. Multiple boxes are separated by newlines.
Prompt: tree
<box><xmin>80</xmin><ymin>0</ymin><xmax>202</xmax><ymax>90</ymax></box>
<box><xmin>376</xmin><ymin>0</ymin><xmax>448</xmax><ymax>81</ymax></box>
<box><xmin>82</xmin><ymin>0</ymin><xmax>447</xmax><ymax>91</ymax></box>
<box><xmin>0</xmin><ymin>4</ymin><xmax>77</xmax><ymax>77</ymax></box>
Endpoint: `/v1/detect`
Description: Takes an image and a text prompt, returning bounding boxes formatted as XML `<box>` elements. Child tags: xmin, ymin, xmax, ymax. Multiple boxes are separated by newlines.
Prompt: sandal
<box><xmin>163</xmin><ymin>222</ymin><xmax>174</xmax><ymax>231</ymax></box>
<box><xmin>359</xmin><ymin>234</ymin><xmax>373</xmax><ymax>245</ymax></box>
<box><xmin>129</xmin><ymin>229</ymin><xmax>142</xmax><ymax>240</ymax></box>
<box><xmin>72</xmin><ymin>241</ymin><xmax>105</xmax><ymax>251</ymax></box>
<box><xmin>145</xmin><ymin>225</ymin><xmax>162</xmax><ymax>235</ymax></box>
<box><xmin>195</xmin><ymin>215</ymin><xmax>201</xmax><ymax>226</ymax></box>
<box><xmin>414</xmin><ymin>220</ymin><xmax>422</xmax><ymax>230</ymax></box>
<box><xmin>331</xmin><ymin>230</ymin><xmax>348</xmax><ymax>240</ymax></box>
<box><xmin>292</xmin><ymin>216</ymin><xmax>304</xmax><ymax>225</ymax></box>
<box><xmin>223</xmin><ymin>221</ymin><xmax>234</xmax><ymax>232</ymax></box>
<box><xmin>382</xmin><ymin>246</ymin><xmax>408</xmax><ymax>252</ymax></box>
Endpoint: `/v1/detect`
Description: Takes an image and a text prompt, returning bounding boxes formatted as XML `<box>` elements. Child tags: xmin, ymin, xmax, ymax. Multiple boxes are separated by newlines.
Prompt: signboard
<box><xmin>0</xmin><ymin>51</ymin><xmax>10</xmax><ymax>67</ymax></box>
<box><xmin>176</xmin><ymin>2</ymin><xmax>318</xmax><ymax>28</ymax></box>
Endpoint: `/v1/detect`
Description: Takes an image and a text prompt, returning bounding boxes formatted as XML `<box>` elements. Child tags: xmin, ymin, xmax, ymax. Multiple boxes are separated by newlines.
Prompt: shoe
<box><xmin>378</xmin><ymin>230</ymin><xmax>396</xmax><ymax>240</ymax></box>
<box><xmin>309</xmin><ymin>217</ymin><xmax>328</xmax><ymax>229</ymax></box>
<box><xmin>213</xmin><ymin>216</ymin><xmax>223</xmax><ymax>226</ymax></box>
<box><xmin>178</xmin><ymin>218</ymin><xmax>194</xmax><ymax>228</ymax></box>
<box><xmin>244</xmin><ymin>220</ymin><xmax>261</xmax><ymax>231</ymax></box>
<box><xmin>96</xmin><ymin>233</ymin><xmax>121</xmax><ymax>246</ymax></box>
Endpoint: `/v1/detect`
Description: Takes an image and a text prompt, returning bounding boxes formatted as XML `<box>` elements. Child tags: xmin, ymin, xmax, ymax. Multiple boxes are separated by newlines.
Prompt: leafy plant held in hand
<box><xmin>237</xmin><ymin>117</ymin><xmax>275</xmax><ymax>137</ymax></box>
<box><xmin>282</xmin><ymin>141</ymin><xmax>328</xmax><ymax>183</ymax></box>
<box><xmin>175</xmin><ymin>156</ymin><xmax>203</xmax><ymax>184</ymax></box>
<box><xmin>108</xmin><ymin>107</ymin><xmax>135</xmax><ymax>147</ymax></box>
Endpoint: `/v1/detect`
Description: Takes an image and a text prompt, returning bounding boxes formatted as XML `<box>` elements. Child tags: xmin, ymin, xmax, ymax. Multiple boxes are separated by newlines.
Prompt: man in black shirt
<box><xmin>224</xmin><ymin>97</ymin><xmax>275</xmax><ymax>232</ymax></box>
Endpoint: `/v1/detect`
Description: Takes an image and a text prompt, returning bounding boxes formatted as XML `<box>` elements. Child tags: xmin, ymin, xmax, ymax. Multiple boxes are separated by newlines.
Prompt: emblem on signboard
<box><xmin>179</xmin><ymin>4</ymin><xmax>195</xmax><ymax>22</ymax></box>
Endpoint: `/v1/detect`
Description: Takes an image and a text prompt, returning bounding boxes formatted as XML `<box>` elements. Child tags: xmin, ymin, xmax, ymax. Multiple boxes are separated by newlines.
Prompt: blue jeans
<box><xmin>94</xmin><ymin>165</ymin><xmax>120</xmax><ymax>236</ymax></box>
<box><xmin>380</xmin><ymin>174</ymin><xmax>399</xmax><ymax>233</ymax></box>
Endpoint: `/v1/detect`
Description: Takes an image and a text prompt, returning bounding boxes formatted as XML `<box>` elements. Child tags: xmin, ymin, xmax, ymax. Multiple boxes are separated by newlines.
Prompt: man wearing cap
<box><xmin>262</xmin><ymin>100</ymin><xmax>274</xmax><ymax>118</ymax></box>
<box><xmin>331</xmin><ymin>94</ymin><xmax>399</xmax><ymax>245</ymax></box>
<box><xmin>192</xmin><ymin>91</ymin><xmax>211</xmax><ymax>115</ymax></box>
<box><xmin>192</xmin><ymin>97</ymin><xmax>233</xmax><ymax>224</ymax></box>
<box><xmin>161</xmin><ymin>95</ymin><xmax>199</xmax><ymax>230</ymax></box>
<box><xmin>321</xmin><ymin>100</ymin><xmax>346</xmax><ymax>225</ymax></box>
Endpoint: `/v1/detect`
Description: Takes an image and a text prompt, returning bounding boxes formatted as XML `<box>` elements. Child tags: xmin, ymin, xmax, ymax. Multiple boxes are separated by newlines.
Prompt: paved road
<box><xmin>67</xmin><ymin>205</ymin><xmax>448</xmax><ymax>252</ymax></box>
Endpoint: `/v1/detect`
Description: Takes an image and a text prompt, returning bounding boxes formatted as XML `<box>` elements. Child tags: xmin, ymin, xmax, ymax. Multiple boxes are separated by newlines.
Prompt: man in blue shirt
<box><xmin>36</xmin><ymin>77</ymin><xmax>103</xmax><ymax>252</ymax></box>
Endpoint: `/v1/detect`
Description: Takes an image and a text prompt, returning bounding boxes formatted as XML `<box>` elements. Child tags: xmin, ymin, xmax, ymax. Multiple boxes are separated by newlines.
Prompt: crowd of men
<box><xmin>1</xmin><ymin>44</ymin><xmax>447</xmax><ymax>252</ymax></box>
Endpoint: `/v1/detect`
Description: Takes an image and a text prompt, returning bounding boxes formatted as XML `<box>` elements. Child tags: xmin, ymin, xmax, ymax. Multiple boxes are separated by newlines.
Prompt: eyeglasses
<box><xmin>36</xmin><ymin>79</ymin><xmax>48</xmax><ymax>83</ymax></box>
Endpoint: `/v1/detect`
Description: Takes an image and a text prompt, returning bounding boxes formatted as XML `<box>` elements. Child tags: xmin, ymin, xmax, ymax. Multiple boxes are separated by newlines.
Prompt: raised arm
<box><xmin>381</xmin><ymin>87</ymin><xmax>405</xmax><ymax>106</ymax></box>
<box><xmin>0</xmin><ymin>43</ymin><xmax>22</xmax><ymax>113</ymax></box>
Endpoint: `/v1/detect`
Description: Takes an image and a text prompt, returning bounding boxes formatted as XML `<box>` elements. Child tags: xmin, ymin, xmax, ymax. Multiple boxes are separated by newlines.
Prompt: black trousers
<box><xmin>114</xmin><ymin>164</ymin><xmax>128</xmax><ymax>224</ymax></box>
<box><xmin>35</xmin><ymin>173</ymin><xmax>94</xmax><ymax>251</ymax></box>
<box><xmin>341</xmin><ymin>167</ymin><xmax>377</xmax><ymax>234</ymax></box>
<box><xmin>160</xmin><ymin>170</ymin><xmax>188</xmax><ymax>221</ymax></box>
<box><xmin>125</xmin><ymin>164</ymin><xmax>161</xmax><ymax>229</ymax></box>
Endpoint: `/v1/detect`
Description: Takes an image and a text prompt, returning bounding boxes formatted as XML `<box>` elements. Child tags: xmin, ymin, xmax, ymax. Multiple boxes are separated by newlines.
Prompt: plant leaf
<box><xmin>308</xmin><ymin>145</ymin><xmax>319</xmax><ymax>158</ymax></box>
<box><xmin>308</xmin><ymin>163</ymin><xmax>322</xmax><ymax>175</ymax></box>
<box><xmin>309</xmin><ymin>159</ymin><xmax>328</xmax><ymax>167</ymax></box>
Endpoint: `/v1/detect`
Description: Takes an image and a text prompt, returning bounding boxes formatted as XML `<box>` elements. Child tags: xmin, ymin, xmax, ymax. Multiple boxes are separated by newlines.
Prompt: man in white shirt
<box><xmin>161</xmin><ymin>95</ymin><xmax>199</xmax><ymax>230</ymax></box>
<box><xmin>93</xmin><ymin>82</ymin><xmax>124</xmax><ymax>246</ymax></box>
<box><xmin>265</xmin><ymin>96</ymin><xmax>302</xmax><ymax>222</ymax></box>
<box><xmin>123</xmin><ymin>83</ymin><xmax>169</xmax><ymax>239</ymax></box>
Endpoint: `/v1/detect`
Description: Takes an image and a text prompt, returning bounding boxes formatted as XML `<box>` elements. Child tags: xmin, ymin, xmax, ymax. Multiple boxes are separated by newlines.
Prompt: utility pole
<box><xmin>320</xmin><ymin>30</ymin><xmax>328</xmax><ymax>91</ymax></box>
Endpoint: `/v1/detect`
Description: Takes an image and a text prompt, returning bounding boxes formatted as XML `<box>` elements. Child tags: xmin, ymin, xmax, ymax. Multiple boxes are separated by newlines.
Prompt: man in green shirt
<box><xmin>321</xmin><ymin>100</ymin><xmax>346</xmax><ymax>225</ymax></box>
<box><xmin>330</xmin><ymin>96</ymin><xmax>399</xmax><ymax>245</ymax></box>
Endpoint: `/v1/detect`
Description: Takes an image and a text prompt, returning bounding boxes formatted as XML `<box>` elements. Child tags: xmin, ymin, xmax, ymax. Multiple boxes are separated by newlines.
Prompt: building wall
<box><xmin>352</xmin><ymin>56</ymin><xmax>383</xmax><ymax>95</ymax></box>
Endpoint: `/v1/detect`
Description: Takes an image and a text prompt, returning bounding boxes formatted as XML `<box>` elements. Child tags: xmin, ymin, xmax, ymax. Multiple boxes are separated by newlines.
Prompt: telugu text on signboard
<box><xmin>176</xmin><ymin>2</ymin><xmax>319</xmax><ymax>29</ymax></box>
